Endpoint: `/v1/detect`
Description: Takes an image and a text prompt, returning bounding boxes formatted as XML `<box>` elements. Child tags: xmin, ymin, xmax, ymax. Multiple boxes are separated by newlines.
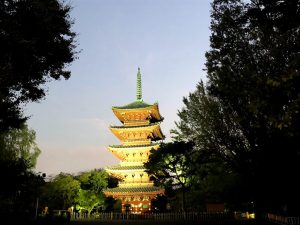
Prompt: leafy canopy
<box><xmin>171</xmin><ymin>0</ymin><xmax>300</xmax><ymax>214</ymax></box>
<box><xmin>41</xmin><ymin>169</ymin><xmax>109</xmax><ymax>212</ymax></box>
<box><xmin>41</xmin><ymin>173</ymin><xmax>80</xmax><ymax>209</ymax></box>
<box><xmin>145</xmin><ymin>141</ymin><xmax>196</xmax><ymax>190</ymax></box>
<box><xmin>0</xmin><ymin>0</ymin><xmax>77</xmax><ymax>131</ymax></box>
<box><xmin>0</xmin><ymin>124</ymin><xmax>41</xmax><ymax>169</ymax></box>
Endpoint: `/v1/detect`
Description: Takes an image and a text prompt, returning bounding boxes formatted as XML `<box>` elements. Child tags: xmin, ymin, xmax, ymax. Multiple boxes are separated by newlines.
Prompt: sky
<box><xmin>26</xmin><ymin>0</ymin><xmax>212</xmax><ymax>176</ymax></box>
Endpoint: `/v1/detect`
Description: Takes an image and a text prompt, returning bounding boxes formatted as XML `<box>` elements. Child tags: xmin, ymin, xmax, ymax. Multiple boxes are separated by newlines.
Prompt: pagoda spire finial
<box><xmin>136</xmin><ymin>67</ymin><xmax>142</xmax><ymax>101</ymax></box>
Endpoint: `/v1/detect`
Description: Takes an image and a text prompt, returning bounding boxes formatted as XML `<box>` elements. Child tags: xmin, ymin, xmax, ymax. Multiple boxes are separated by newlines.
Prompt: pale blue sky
<box><xmin>26</xmin><ymin>0</ymin><xmax>211</xmax><ymax>176</ymax></box>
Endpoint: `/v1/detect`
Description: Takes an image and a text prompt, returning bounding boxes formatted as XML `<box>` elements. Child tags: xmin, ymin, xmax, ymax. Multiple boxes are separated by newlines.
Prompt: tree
<box><xmin>172</xmin><ymin>82</ymin><xmax>252</xmax><ymax>211</ymax></box>
<box><xmin>173</xmin><ymin>0</ymin><xmax>300</xmax><ymax>213</ymax></box>
<box><xmin>41</xmin><ymin>170</ymin><xmax>110</xmax><ymax>215</ymax></box>
<box><xmin>0</xmin><ymin>124</ymin><xmax>42</xmax><ymax>198</ymax></box>
<box><xmin>173</xmin><ymin>82</ymin><xmax>251</xmax><ymax>174</ymax></box>
<box><xmin>0</xmin><ymin>123</ymin><xmax>41</xmax><ymax>169</ymax></box>
<box><xmin>204</xmin><ymin>0</ymin><xmax>300</xmax><ymax>215</ymax></box>
<box><xmin>169</xmin><ymin>0</ymin><xmax>300</xmax><ymax>215</ymax></box>
<box><xmin>0</xmin><ymin>124</ymin><xmax>44</xmax><ymax>220</ymax></box>
<box><xmin>76</xmin><ymin>169</ymin><xmax>108</xmax><ymax>194</ymax></box>
<box><xmin>145</xmin><ymin>141</ymin><xmax>196</xmax><ymax>212</ymax></box>
<box><xmin>75</xmin><ymin>190</ymin><xmax>105</xmax><ymax>216</ymax></box>
<box><xmin>41</xmin><ymin>173</ymin><xmax>80</xmax><ymax>210</ymax></box>
<box><xmin>75</xmin><ymin>169</ymin><xmax>108</xmax><ymax>214</ymax></box>
<box><xmin>0</xmin><ymin>0</ymin><xmax>77</xmax><ymax>131</ymax></box>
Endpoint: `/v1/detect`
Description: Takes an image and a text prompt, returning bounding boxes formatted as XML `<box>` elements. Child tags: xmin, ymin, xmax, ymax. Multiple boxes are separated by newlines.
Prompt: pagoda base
<box><xmin>122</xmin><ymin>200</ymin><xmax>151</xmax><ymax>213</ymax></box>
<box><xmin>104</xmin><ymin>186</ymin><xmax>164</xmax><ymax>213</ymax></box>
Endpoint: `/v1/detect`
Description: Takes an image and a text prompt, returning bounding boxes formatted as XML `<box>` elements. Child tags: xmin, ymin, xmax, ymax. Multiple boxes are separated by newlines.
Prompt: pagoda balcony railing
<box><xmin>124</xmin><ymin>120</ymin><xmax>150</xmax><ymax>127</ymax></box>
<box><xmin>123</xmin><ymin>140</ymin><xmax>151</xmax><ymax>146</ymax></box>
<box><xmin>119</xmin><ymin>161</ymin><xmax>144</xmax><ymax>166</ymax></box>
<box><xmin>71</xmin><ymin>212</ymin><xmax>233</xmax><ymax>221</ymax></box>
<box><xmin>118</xmin><ymin>181</ymin><xmax>154</xmax><ymax>187</ymax></box>
<box><xmin>119</xmin><ymin>181</ymin><xmax>153</xmax><ymax>184</ymax></box>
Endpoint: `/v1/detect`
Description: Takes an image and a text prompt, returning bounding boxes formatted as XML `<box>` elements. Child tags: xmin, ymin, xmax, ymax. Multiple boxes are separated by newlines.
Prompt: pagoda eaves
<box><xmin>112</xmin><ymin>101</ymin><xmax>163</xmax><ymax>125</ymax></box>
<box><xmin>108</xmin><ymin>144</ymin><xmax>160</xmax><ymax>161</ymax></box>
<box><xmin>110</xmin><ymin>123</ymin><xmax>164</xmax><ymax>145</ymax></box>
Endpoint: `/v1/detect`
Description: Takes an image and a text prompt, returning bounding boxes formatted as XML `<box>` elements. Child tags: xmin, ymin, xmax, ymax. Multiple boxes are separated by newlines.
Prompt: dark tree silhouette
<box><xmin>145</xmin><ymin>141</ymin><xmax>196</xmax><ymax>212</ymax></box>
<box><xmin>0</xmin><ymin>0</ymin><xmax>77</xmax><ymax>131</ymax></box>
<box><xmin>173</xmin><ymin>0</ymin><xmax>300</xmax><ymax>215</ymax></box>
<box><xmin>205</xmin><ymin>0</ymin><xmax>300</xmax><ymax>215</ymax></box>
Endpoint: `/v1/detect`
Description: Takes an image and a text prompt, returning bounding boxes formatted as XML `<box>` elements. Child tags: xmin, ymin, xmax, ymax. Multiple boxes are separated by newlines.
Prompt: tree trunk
<box><xmin>182</xmin><ymin>188</ymin><xmax>187</xmax><ymax>214</ymax></box>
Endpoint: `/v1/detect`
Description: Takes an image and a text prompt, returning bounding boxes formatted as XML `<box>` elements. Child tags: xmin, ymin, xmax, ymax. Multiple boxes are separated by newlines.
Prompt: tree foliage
<box><xmin>205</xmin><ymin>0</ymin><xmax>300</xmax><ymax>214</ymax></box>
<box><xmin>0</xmin><ymin>124</ymin><xmax>41</xmax><ymax>169</ymax></box>
<box><xmin>171</xmin><ymin>86</ymin><xmax>248</xmax><ymax>209</ymax></box>
<box><xmin>41</xmin><ymin>169</ymin><xmax>109</xmax><ymax>213</ymax></box>
<box><xmin>0</xmin><ymin>124</ymin><xmax>41</xmax><ymax>195</ymax></box>
<box><xmin>42</xmin><ymin>173</ymin><xmax>80</xmax><ymax>209</ymax></box>
<box><xmin>173</xmin><ymin>82</ymin><xmax>251</xmax><ymax>174</ymax></box>
<box><xmin>171</xmin><ymin>0</ymin><xmax>300</xmax><ymax>215</ymax></box>
<box><xmin>76</xmin><ymin>189</ymin><xmax>105</xmax><ymax>216</ymax></box>
<box><xmin>0</xmin><ymin>124</ymin><xmax>44</xmax><ymax>220</ymax></box>
<box><xmin>0</xmin><ymin>0</ymin><xmax>77</xmax><ymax>131</ymax></box>
<box><xmin>75</xmin><ymin>169</ymin><xmax>108</xmax><ymax>213</ymax></box>
<box><xmin>77</xmin><ymin>169</ymin><xmax>108</xmax><ymax>194</ymax></box>
<box><xmin>145</xmin><ymin>141</ymin><xmax>196</xmax><ymax>211</ymax></box>
<box><xmin>145</xmin><ymin>142</ymin><xmax>196</xmax><ymax>189</ymax></box>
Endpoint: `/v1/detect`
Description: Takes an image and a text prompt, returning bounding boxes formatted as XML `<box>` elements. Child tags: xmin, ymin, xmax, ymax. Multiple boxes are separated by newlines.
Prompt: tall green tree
<box><xmin>0</xmin><ymin>124</ymin><xmax>41</xmax><ymax>169</ymax></box>
<box><xmin>0</xmin><ymin>0</ymin><xmax>77</xmax><ymax>131</ymax></box>
<box><xmin>172</xmin><ymin>82</ymin><xmax>251</xmax><ymax>210</ymax></box>
<box><xmin>205</xmin><ymin>0</ymin><xmax>300</xmax><ymax>215</ymax></box>
<box><xmin>0</xmin><ymin>124</ymin><xmax>41</xmax><ymax>194</ymax></box>
<box><xmin>173</xmin><ymin>82</ymin><xmax>251</xmax><ymax>177</ymax></box>
<box><xmin>41</xmin><ymin>170</ymin><xmax>109</xmax><ymax>214</ymax></box>
<box><xmin>0</xmin><ymin>124</ymin><xmax>44</xmax><ymax>219</ymax></box>
<box><xmin>76</xmin><ymin>169</ymin><xmax>108</xmax><ymax>194</ymax></box>
<box><xmin>75</xmin><ymin>190</ymin><xmax>105</xmax><ymax>216</ymax></box>
<box><xmin>41</xmin><ymin>173</ymin><xmax>80</xmax><ymax>210</ymax></box>
<box><xmin>75</xmin><ymin>169</ymin><xmax>108</xmax><ymax>213</ymax></box>
<box><xmin>172</xmin><ymin>0</ymin><xmax>300</xmax><ymax>214</ymax></box>
<box><xmin>145</xmin><ymin>141</ymin><xmax>196</xmax><ymax>212</ymax></box>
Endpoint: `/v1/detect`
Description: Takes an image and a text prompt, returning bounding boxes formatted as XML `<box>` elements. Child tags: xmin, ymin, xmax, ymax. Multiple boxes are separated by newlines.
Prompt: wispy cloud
<box><xmin>77</xmin><ymin>117</ymin><xmax>109</xmax><ymax>131</ymax></box>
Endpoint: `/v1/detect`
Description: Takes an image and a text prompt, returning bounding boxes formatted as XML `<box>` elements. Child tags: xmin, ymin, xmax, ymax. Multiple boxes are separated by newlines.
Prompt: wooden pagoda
<box><xmin>103</xmin><ymin>68</ymin><xmax>164</xmax><ymax>213</ymax></box>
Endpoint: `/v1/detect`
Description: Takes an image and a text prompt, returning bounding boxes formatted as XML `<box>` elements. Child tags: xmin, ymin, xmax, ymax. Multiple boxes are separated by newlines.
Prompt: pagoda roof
<box><xmin>112</xmin><ymin>100</ymin><xmax>153</xmax><ymax>110</ymax></box>
<box><xmin>110</xmin><ymin>123</ymin><xmax>164</xmax><ymax>142</ymax></box>
<box><xmin>111</xmin><ymin>122</ymin><xmax>160</xmax><ymax>129</ymax></box>
<box><xmin>108</xmin><ymin>144</ymin><xmax>160</xmax><ymax>161</ymax></box>
<box><xmin>104</xmin><ymin>186</ymin><xmax>163</xmax><ymax>193</ymax></box>
<box><xmin>106</xmin><ymin>165</ymin><xmax>145</xmax><ymax>171</ymax></box>
<box><xmin>112</xmin><ymin>101</ymin><xmax>163</xmax><ymax>124</ymax></box>
<box><xmin>109</xmin><ymin>143</ymin><xmax>160</xmax><ymax>149</ymax></box>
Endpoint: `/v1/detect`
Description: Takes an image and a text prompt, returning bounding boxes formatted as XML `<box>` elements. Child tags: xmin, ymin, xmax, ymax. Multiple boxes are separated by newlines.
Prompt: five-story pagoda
<box><xmin>104</xmin><ymin>68</ymin><xmax>164</xmax><ymax>213</ymax></box>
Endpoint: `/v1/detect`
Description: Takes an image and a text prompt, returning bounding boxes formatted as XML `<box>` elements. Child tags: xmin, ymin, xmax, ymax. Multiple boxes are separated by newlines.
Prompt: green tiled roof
<box><xmin>112</xmin><ymin>100</ymin><xmax>156</xmax><ymax>109</ymax></box>
<box><xmin>111</xmin><ymin>122</ymin><xmax>160</xmax><ymax>129</ymax></box>
<box><xmin>105</xmin><ymin>186</ymin><xmax>163</xmax><ymax>193</ymax></box>
<box><xmin>109</xmin><ymin>143</ymin><xmax>160</xmax><ymax>148</ymax></box>
<box><xmin>106</xmin><ymin>165</ymin><xmax>145</xmax><ymax>171</ymax></box>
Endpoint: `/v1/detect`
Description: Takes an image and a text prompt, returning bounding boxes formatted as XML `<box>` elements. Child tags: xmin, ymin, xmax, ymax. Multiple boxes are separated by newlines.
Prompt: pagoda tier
<box><xmin>104</xmin><ymin>186</ymin><xmax>164</xmax><ymax>201</ymax></box>
<box><xmin>106</xmin><ymin>164</ymin><xmax>149</xmax><ymax>181</ymax></box>
<box><xmin>104</xmin><ymin>186</ymin><xmax>164</xmax><ymax>195</ymax></box>
<box><xmin>108</xmin><ymin>144</ymin><xmax>160</xmax><ymax>161</ymax></box>
<box><xmin>110</xmin><ymin>123</ymin><xmax>164</xmax><ymax>146</ymax></box>
<box><xmin>105</xmin><ymin>186</ymin><xmax>164</xmax><ymax>212</ymax></box>
<box><xmin>103</xmin><ymin>68</ymin><xmax>164</xmax><ymax>213</ymax></box>
<box><xmin>112</xmin><ymin>101</ymin><xmax>163</xmax><ymax>126</ymax></box>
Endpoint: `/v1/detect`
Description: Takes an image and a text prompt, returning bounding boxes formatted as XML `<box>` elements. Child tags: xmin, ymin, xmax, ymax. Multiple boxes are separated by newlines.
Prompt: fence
<box><xmin>72</xmin><ymin>212</ymin><xmax>232</xmax><ymax>221</ymax></box>
<box><xmin>265</xmin><ymin>213</ymin><xmax>300</xmax><ymax>225</ymax></box>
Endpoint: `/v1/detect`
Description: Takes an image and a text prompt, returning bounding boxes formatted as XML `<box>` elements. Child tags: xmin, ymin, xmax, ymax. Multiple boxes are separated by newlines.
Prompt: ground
<box><xmin>1</xmin><ymin>219</ymin><xmax>275</xmax><ymax>225</ymax></box>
